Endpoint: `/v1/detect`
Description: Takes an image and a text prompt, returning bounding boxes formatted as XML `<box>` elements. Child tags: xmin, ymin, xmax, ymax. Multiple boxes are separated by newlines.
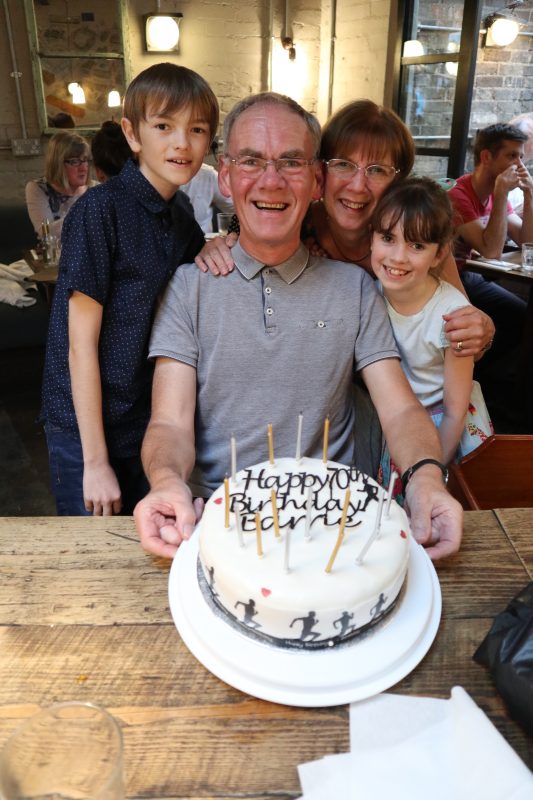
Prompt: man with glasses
<box><xmin>134</xmin><ymin>92</ymin><xmax>462</xmax><ymax>561</ymax></box>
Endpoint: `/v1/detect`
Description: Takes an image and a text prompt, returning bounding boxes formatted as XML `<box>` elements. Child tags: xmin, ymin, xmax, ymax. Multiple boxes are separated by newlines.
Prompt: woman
<box><xmin>25</xmin><ymin>130</ymin><xmax>93</xmax><ymax>241</ymax></box>
<box><xmin>91</xmin><ymin>120</ymin><xmax>131</xmax><ymax>182</ymax></box>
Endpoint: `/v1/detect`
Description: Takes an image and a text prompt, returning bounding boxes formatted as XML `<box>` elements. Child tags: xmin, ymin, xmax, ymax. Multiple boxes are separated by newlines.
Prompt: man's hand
<box><xmin>83</xmin><ymin>462</ymin><xmax>122</xmax><ymax>516</ymax></box>
<box><xmin>516</xmin><ymin>159</ymin><xmax>533</xmax><ymax>196</ymax></box>
<box><xmin>194</xmin><ymin>232</ymin><xmax>237</xmax><ymax>276</ymax></box>
<box><xmin>494</xmin><ymin>163</ymin><xmax>521</xmax><ymax>197</ymax></box>
<box><xmin>404</xmin><ymin>470</ymin><xmax>463</xmax><ymax>561</ymax></box>
<box><xmin>134</xmin><ymin>478</ymin><xmax>204</xmax><ymax>558</ymax></box>
<box><xmin>442</xmin><ymin>305</ymin><xmax>495</xmax><ymax>359</ymax></box>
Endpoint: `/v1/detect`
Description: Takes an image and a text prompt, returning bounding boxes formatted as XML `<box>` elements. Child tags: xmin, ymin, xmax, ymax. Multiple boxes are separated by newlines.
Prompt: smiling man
<box><xmin>134</xmin><ymin>92</ymin><xmax>462</xmax><ymax>561</ymax></box>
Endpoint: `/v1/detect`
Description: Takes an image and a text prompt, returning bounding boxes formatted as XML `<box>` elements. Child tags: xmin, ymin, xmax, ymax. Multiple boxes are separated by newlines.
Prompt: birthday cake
<box><xmin>198</xmin><ymin>457</ymin><xmax>410</xmax><ymax>650</ymax></box>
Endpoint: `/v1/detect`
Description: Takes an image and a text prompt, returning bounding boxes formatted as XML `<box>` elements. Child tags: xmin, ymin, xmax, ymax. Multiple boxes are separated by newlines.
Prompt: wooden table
<box><xmin>0</xmin><ymin>511</ymin><xmax>532</xmax><ymax>799</ymax></box>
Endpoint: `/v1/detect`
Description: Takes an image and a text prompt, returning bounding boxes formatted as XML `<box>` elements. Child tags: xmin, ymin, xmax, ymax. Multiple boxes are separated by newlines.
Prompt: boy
<box><xmin>41</xmin><ymin>63</ymin><xmax>218</xmax><ymax>515</ymax></box>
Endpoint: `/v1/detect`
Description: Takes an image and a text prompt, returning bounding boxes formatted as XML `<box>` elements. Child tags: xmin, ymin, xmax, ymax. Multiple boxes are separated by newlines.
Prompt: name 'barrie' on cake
<box><xmin>198</xmin><ymin>457</ymin><xmax>410</xmax><ymax>650</ymax></box>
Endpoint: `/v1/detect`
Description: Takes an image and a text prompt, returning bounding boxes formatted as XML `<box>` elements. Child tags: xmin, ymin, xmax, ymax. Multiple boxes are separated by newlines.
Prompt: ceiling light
<box><xmin>69</xmin><ymin>82</ymin><xmax>86</xmax><ymax>104</ymax></box>
<box><xmin>107</xmin><ymin>90</ymin><xmax>121</xmax><ymax>108</ymax></box>
<box><xmin>144</xmin><ymin>12</ymin><xmax>183</xmax><ymax>52</ymax></box>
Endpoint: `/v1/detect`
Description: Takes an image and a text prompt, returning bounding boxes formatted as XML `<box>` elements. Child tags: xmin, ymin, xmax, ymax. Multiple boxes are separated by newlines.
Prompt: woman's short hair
<box><xmin>123</xmin><ymin>62</ymin><xmax>219</xmax><ymax>144</ymax></box>
<box><xmin>44</xmin><ymin>131</ymin><xmax>90</xmax><ymax>191</ymax></box>
<box><xmin>91</xmin><ymin>120</ymin><xmax>131</xmax><ymax>178</ymax></box>
<box><xmin>320</xmin><ymin>100</ymin><xmax>415</xmax><ymax>179</ymax></box>
<box><xmin>223</xmin><ymin>92</ymin><xmax>322</xmax><ymax>156</ymax></box>
<box><xmin>371</xmin><ymin>176</ymin><xmax>453</xmax><ymax>247</ymax></box>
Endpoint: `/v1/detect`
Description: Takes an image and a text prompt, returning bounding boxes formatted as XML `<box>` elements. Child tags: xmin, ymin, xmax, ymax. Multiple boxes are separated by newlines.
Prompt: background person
<box><xmin>25</xmin><ymin>130</ymin><xmax>93</xmax><ymax>241</ymax></box>
<box><xmin>180</xmin><ymin>152</ymin><xmax>235</xmax><ymax>233</ymax></box>
<box><xmin>90</xmin><ymin>120</ymin><xmax>132</xmax><ymax>182</ymax></box>
<box><xmin>508</xmin><ymin>113</ymin><xmax>533</xmax><ymax>214</ymax></box>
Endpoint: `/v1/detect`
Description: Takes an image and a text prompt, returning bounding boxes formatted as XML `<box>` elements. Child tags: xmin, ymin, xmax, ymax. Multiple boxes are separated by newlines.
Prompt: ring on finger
<box><xmin>455</xmin><ymin>340</ymin><xmax>464</xmax><ymax>352</ymax></box>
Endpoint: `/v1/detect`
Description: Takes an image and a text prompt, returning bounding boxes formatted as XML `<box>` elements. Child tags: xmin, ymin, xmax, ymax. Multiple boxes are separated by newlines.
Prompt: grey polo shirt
<box><xmin>149</xmin><ymin>241</ymin><xmax>399</xmax><ymax>497</ymax></box>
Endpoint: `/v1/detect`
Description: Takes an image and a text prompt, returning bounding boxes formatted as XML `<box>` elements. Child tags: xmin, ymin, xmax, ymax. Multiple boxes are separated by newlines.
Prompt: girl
<box><xmin>371</xmin><ymin>177</ymin><xmax>493</xmax><ymax>490</ymax></box>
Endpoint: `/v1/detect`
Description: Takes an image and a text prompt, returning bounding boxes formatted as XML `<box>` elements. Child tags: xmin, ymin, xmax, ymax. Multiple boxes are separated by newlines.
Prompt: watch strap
<box><xmin>401</xmin><ymin>458</ymin><xmax>448</xmax><ymax>493</ymax></box>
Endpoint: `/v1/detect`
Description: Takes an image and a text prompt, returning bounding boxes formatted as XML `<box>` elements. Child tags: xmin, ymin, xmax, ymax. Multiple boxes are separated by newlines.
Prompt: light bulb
<box><xmin>72</xmin><ymin>85</ymin><xmax>86</xmax><ymax>104</ymax></box>
<box><xmin>403</xmin><ymin>39</ymin><xmax>424</xmax><ymax>58</ymax></box>
<box><xmin>487</xmin><ymin>17</ymin><xmax>519</xmax><ymax>47</ymax></box>
<box><xmin>107</xmin><ymin>90</ymin><xmax>121</xmax><ymax>108</ymax></box>
<box><xmin>145</xmin><ymin>15</ymin><xmax>180</xmax><ymax>50</ymax></box>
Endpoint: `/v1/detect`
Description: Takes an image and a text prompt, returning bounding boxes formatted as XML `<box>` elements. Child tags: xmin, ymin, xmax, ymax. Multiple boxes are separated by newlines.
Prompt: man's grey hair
<box><xmin>223</xmin><ymin>92</ymin><xmax>322</xmax><ymax>157</ymax></box>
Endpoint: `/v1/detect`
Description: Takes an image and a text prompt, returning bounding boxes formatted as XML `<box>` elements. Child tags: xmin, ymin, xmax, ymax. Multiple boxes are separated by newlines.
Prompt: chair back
<box><xmin>448</xmin><ymin>434</ymin><xmax>533</xmax><ymax>510</ymax></box>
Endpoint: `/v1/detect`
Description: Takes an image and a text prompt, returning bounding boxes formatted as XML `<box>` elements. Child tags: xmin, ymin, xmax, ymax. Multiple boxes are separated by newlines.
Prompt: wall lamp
<box><xmin>143</xmin><ymin>9</ymin><xmax>183</xmax><ymax>53</ymax></box>
<box><xmin>67</xmin><ymin>82</ymin><xmax>86</xmax><ymax>105</ymax></box>
<box><xmin>484</xmin><ymin>13</ymin><xmax>520</xmax><ymax>46</ymax></box>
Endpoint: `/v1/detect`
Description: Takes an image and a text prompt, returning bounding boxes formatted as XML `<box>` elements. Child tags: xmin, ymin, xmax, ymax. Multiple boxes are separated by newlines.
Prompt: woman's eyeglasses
<box><xmin>324</xmin><ymin>159</ymin><xmax>399</xmax><ymax>185</ymax></box>
<box><xmin>64</xmin><ymin>157</ymin><xmax>92</xmax><ymax>167</ymax></box>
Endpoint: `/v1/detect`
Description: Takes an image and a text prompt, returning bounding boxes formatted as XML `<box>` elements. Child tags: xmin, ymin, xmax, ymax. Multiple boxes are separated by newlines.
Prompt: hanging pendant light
<box><xmin>107</xmin><ymin>90</ymin><xmax>121</xmax><ymax>108</ymax></box>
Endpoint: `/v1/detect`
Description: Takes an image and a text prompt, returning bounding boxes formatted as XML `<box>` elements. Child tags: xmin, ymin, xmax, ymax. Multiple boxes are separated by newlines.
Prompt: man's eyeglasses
<box><xmin>226</xmin><ymin>155</ymin><xmax>316</xmax><ymax>177</ymax></box>
<box><xmin>324</xmin><ymin>158</ymin><xmax>399</xmax><ymax>185</ymax></box>
<box><xmin>64</xmin><ymin>157</ymin><xmax>92</xmax><ymax>167</ymax></box>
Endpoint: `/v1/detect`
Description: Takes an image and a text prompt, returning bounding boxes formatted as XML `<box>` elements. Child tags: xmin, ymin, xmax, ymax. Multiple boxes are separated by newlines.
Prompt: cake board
<box><xmin>168</xmin><ymin>532</ymin><xmax>441</xmax><ymax>707</ymax></box>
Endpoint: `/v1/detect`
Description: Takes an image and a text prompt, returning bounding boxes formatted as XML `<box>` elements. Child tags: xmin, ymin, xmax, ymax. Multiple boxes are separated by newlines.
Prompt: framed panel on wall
<box><xmin>23</xmin><ymin>0</ymin><xmax>131</xmax><ymax>134</ymax></box>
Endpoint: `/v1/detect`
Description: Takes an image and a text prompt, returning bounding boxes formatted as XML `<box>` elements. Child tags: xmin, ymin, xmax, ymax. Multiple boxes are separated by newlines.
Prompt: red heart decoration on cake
<box><xmin>400</xmin><ymin>530</ymin><xmax>407</xmax><ymax>539</ymax></box>
<box><xmin>261</xmin><ymin>588</ymin><xmax>271</xmax><ymax>597</ymax></box>
<box><xmin>214</xmin><ymin>497</ymin><xmax>223</xmax><ymax>505</ymax></box>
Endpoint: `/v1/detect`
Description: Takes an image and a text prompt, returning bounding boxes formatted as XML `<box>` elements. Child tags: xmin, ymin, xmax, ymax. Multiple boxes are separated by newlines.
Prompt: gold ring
<box><xmin>455</xmin><ymin>341</ymin><xmax>464</xmax><ymax>352</ymax></box>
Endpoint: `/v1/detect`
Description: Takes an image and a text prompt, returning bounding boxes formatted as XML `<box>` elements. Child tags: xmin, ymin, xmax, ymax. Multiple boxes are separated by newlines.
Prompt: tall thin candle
<box><xmin>255</xmin><ymin>512</ymin><xmax>263</xmax><ymax>557</ymax></box>
<box><xmin>271</xmin><ymin>490</ymin><xmax>281</xmax><ymax>538</ymax></box>
<box><xmin>267</xmin><ymin>423</ymin><xmax>275</xmax><ymax>465</ymax></box>
<box><xmin>322</xmin><ymin>416</ymin><xmax>330</xmax><ymax>464</ymax></box>
<box><xmin>384</xmin><ymin>471</ymin><xmax>398</xmax><ymax>519</ymax></box>
<box><xmin>224</xmin><ymin>475</ymin><xmax>230</xmax><ymax>529</ymax></box>
<box><xmin>304</xmin><ymin>486</ymin><xmax>313</xmax><ymax>540</ymax></box>
<box><xmin>284</xmin><ymin>526</ymin><xmax>291</xmax><ymax>573</ymax></box>
<box><xmin>295</xmin><ymin>412</ymin><xmax>303</xmax><ymax>461</ymax></box>
<box><xmin>356</xmin><ymin>491</ymin><xmax>385</xmax><ymax>565</ymax></box>
<box><xmin>230</xmin><ymin>434</ymin><xmax>237</xmax><ymax>482</ymax></box>
<box><xmin>325</xmin><ymin>490</ymin><xmax>351</xmax><ymax>573</ymax></box>
<box><xmin>235</xmin><ymin>506</ymin><xmax>244</xmax><ymax>547</ymax></box>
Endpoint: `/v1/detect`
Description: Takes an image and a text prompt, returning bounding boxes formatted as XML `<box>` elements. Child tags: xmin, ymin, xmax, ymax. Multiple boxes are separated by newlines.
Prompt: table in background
<box><xmin>23</xmin><ymin>249</ymin><xmax>58</xmax><ymax>305</ymax></box>
<box><xmin>465</xmin><ymin>250</ymin><xmax>533</xmax><ymax>430</ymax></box>
<box><xmin>0</xmin><ymin>512</ymin><xmax>531</xmax><ymax>799</ymax></box>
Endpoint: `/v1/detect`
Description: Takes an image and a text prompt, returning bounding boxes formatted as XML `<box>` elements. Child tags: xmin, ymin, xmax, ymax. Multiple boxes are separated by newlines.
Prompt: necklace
<box><xmin>326</xmin><ymin>222</ymin><xmax>371</xmax><ymax>264</ymax></box>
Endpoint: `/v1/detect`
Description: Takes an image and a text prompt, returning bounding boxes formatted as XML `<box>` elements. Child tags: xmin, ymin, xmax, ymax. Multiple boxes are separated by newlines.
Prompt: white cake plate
<box><xmin>168</xmin><ymin>532</ymin><xmax>441</xmax><ymax>707</ymax></box>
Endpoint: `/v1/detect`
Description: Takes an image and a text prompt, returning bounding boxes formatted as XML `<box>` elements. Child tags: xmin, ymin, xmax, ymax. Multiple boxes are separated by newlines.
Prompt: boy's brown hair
<box><xmin>123</xmin><ymin>62</ymin><xmax>219</xmax><ymax>143</ymax></box>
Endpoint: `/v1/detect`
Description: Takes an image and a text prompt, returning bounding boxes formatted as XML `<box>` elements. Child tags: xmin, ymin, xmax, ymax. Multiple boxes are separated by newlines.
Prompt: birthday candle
<box><xmin>304</xmin><ymin>486</ymin><xmax>313</xmax><ymax>541</ymax></box>
<box><xmin>255</xmin><ymin>512</ymin><xmax>263</xmax><ymax>557</ymax></box>
<box><xmin>384</xmin><ymin>471</ymin><xmax>398</xmax><ymax>519</ymax></box>
<box><xmin>235</xmin><ymin>506</ymin><xmax>244</xmax><ymax>547</ymax></box>
<box><xmin>230</xmin><ymin>434</ymin><xmax>237</xmax><ymax>482</ymax></box>
<box><xmin>284</xmin><ymin>525</ymin><xmax>291</xmax><ymax>573</ymax></box>
<box><xmin>271</xmin><ymin>490</ymin><xmax>281</xmax><ymax>538</ymax></box>
<box><xmin>325</xmin><ymin>489</ymin><xmax>351</xmax><ymax>573</ymax></box>
<box><xmin>224</xmin><ymin>475</ymin><xmax>230</xmax><ymax>529</ymax></box>
<box><xmin>322</xmin><ymin>416</ymin><xmax>330</xmax><ymax>464</ymax></box>
<box><xmin>356</xmin><ymin>491</ymin><xmax>385</xmax><ymax>565</ymax></box>
<box><xmin>267</xmin><ymin>423</ymin><xmax>275</xmax><ymax>465</ymax></box>
<box><xmin>295</xmin><ymin>412</ymin><xmax>303</xmax><ymax>461</ymax></box>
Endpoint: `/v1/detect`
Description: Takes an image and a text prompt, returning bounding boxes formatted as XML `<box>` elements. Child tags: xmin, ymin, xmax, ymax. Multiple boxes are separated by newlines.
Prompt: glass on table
<box><xmin>521</xmin><ymin>242</ymin><xmax>533</xmax><ymax>274</ymax></box>
<box><xmin>0</xmin><ymin>702</ymin><xmax>124</xmax><ymax>800</ymax></box>
<box><xmin>216</xmin><ymin>212</ymin><xmax>234</xmax><ymax>236</ymax></box>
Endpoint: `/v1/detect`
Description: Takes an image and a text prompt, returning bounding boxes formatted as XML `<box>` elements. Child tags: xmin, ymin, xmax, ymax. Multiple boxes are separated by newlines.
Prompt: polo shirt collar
<box><xmin>233</xmin><ymin>240</ymin><xmax>310</xmax><ymax>284</ymax></box>
<box><xmin>118</xmin><ymin>158</ymin><xmax>173</xmax><ymax>215</ymax></box>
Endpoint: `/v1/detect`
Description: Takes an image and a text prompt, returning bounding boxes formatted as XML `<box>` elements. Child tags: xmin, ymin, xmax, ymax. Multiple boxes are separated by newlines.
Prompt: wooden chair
<box><xmin>448</xmin><ymin>434</ymin><xmax>533</xmax><ymax>510</ymax></box>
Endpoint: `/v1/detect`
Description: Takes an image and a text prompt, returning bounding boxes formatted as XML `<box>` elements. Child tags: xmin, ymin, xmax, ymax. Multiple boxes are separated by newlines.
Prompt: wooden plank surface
<box><xmin>0</xmin><ymin>512</ymin><xmax>532</xmax><ymax>799</ymax></box>
<box><xmin>494</xmin><ymin>507</ymin><xmax>533</xmax><ymax>578</ymax></box>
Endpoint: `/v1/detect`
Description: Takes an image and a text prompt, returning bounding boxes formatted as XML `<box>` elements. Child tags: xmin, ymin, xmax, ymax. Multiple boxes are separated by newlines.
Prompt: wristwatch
<box><xmin>401</xmin><ymin>459</ymin><xmax>449</xmax><ymax>494</ymax></box>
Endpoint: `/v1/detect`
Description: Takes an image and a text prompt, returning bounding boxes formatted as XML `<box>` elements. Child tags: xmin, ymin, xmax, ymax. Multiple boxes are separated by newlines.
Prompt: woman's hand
<box><xmin>195</xmin><ymin>232</ymin><xmax>237</xmax><ymax>276</ymax></box>
<box><xmin>442</xmin><ymin>306</ymin><xmax>495</xmax><ymax>359</ymax></box>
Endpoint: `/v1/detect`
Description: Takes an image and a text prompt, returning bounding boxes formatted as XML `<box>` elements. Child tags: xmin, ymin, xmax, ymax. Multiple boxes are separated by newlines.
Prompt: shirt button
<box><xmin>265</xmin><ymin>287</ymin><xmax>272</xmax><ymax>295</ymax></box>
<box><xmin>317</xmin><ymin>320</ymin><xmax>326</xmax><ymax>328</ymax></box>
<box><xmin>266</xmin><ymin>308</ymin><xmax>274</xmax><ymax>316</ymax></box>
<box><xmin>264</xmin><ymin>269</ymin><xmax>270</xmax><ymax>275</ymax></box>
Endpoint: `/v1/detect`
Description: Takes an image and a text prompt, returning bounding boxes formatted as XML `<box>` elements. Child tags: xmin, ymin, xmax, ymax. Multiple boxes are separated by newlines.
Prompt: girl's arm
<box><xmin>68</xmin><ymin>290</ymin><xmax>122</xmax><ymax>515</ymax></box>
<box><xmin>439</xmin><ymin>347</ymin><xmax>474</xmax><ymax>464</ymax></box>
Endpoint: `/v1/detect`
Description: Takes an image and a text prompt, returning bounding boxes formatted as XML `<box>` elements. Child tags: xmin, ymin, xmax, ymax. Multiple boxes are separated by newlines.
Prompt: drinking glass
<box><xmin>0</xmin><ymin>702</ymin><xmax>124</xmax><ymax>800</ymax></box>
<box><xmin>521</xmin><ymin>242</ymin><xmax>533</xmax><ymax>273</ymax></box>
<box><xmin>216</xmin><ymin>212</ymin><xmax>234</xmax><ymax>236</ymax></box>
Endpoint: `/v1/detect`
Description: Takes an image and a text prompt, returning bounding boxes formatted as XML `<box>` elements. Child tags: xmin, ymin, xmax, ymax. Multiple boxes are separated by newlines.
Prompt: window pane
<box><xmin>33</xmin><ymin>0</ymin><xmax>123</xmax><ymax>55</ymax></box>
<box><xmin>400</xmin><ymin>63</ymin><xmax>456</xmax><ymax>150</ymax></box>
<box><xmin>413</xmin><ymin>155</ymin><xmax>450</xmax><ymax>180</ymax></box>
<box><xmin>406</xmin><ymin>1</ymin><xmax>464</xmax><ymax>57</ymax></box>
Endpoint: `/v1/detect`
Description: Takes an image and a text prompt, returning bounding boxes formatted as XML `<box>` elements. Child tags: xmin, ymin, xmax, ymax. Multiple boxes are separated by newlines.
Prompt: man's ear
<box><xmin>311</xmin><ymin>160</ymin><xmax>324</xmax><ymax>202</ymax></box>
<box><xmin>479</xmin><ymin>148</ymin><xmax>492</xmax><ymax>167</ymax></box>
<box><xmin>121</xmin><ymin>118</ymin><xmax>141</xmax><ymax>154</ymax></box>
<box><xmin>218</xmin><ymin>156</ymin><xmax>232</xmax><ymax>198</ymax></box>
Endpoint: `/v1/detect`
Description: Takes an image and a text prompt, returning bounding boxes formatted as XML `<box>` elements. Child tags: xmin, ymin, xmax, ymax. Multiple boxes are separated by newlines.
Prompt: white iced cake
<box><xmin>198</xmin><ymin>457</ymin><xmax>410</xmax><ymax>649</ymax></box>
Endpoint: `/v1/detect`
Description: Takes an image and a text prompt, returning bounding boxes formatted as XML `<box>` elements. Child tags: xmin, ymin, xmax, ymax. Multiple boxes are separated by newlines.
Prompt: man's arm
<box><xmin>134</xmin><ymin>357</ymin><xmax>202</xmax><ymax>558</ymax></box>
<box><xmin>68</xmin><ymin>291</ymin><xmax>122</xmax><ymax>515</ymax></box>
<box><xmin>507</xmin><ymin>161</ymin><xmax>533</xmax><ymax>244</ymax></box>
<box><xmin>361</xmin><ymin>358</ymin><xmax>463</xmax><ymax>560</ymax></box>
<box><xmin>456</xmin><ymin>166</ymin><xmax>518</xmax><ymax>259</ymax></box>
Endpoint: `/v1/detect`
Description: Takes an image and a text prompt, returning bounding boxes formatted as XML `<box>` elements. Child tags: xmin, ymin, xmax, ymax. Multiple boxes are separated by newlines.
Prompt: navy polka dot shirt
<box><xmin>41</xmin><ymin>158</ymin><xmax>204</xmax><ymax>458</ymax></box>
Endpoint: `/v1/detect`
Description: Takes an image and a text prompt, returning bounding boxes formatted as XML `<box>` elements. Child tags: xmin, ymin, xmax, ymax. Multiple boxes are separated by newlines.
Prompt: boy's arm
<box><xmin>438</xmin><ymin>349</ymin><xmax>474</xmax><ymax>464</ymax></box>
<box><xmin>135</xmin><ymin>357</ymin><xmax>202</xmax><ymax>558</ymax></box>
<box><xmin>68</xmin><ymin>290</ymin><xmax>122</xmax><ymax>516</ymax></box>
